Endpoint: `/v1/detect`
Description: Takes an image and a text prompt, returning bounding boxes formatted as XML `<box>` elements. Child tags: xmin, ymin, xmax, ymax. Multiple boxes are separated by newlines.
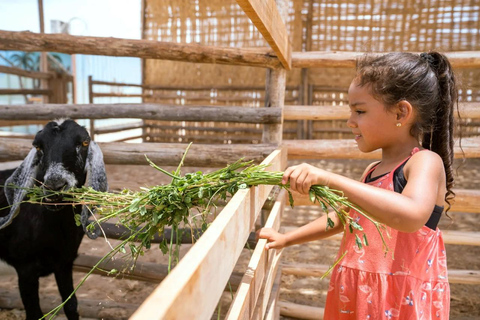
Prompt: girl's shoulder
<box><xmin>404</xmin><ymin>149</ymin><xmax>445</xmax><ymax>179</ymax></box>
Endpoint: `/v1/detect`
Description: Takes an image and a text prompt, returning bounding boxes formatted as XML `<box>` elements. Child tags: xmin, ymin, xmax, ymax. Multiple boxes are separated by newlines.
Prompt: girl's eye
<box><xmin>356</xmin><ymin>110</ymin><xmax>365</xmax><ymax>115</ymax></box>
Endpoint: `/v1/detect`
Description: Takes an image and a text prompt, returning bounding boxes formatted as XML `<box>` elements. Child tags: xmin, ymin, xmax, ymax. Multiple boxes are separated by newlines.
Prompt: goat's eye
<box><xmin>34</xmin><ymin>145</ymin><xmax>42</xmax><ymax>151</ymax></box>
<box><xmin>82</xmin><ymin>140</ymin><xmax>90</xmax><ymax>147</ymax></box>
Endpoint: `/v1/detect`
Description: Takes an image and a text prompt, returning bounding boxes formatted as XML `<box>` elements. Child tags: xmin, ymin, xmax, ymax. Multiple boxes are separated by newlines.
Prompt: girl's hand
<box><xmin>257</xmin><ymin>227</ymin><xmax>287</xmax><ymax>250</ymax></box>
<box><xmin>282</xmin><ymin>163</ymin><xmax>330</xmax><ymax>195</ymax></box>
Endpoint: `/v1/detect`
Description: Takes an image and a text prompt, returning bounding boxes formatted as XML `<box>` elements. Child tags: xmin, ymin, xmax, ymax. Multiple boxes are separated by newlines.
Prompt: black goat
<box><xmin>0</xmin><ymin>120</ymin><xmax>108</xmax><ymax>320</ymax></box>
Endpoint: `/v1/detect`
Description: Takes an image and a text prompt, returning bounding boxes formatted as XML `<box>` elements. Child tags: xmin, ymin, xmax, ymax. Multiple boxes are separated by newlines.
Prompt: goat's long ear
<box><xmin>85</xmin><ymin>141</ymin><xmax>108</xmax><ymax>192</ymax></box>
<box><xmin>1</xmin><ymin>148</ymin><xmax>38</xmax><ymax>230</ymax></box>
<box><xmin>82</xmin><ymin>141</ymin><xmax>108</xmax><ymax>239</ymax></box>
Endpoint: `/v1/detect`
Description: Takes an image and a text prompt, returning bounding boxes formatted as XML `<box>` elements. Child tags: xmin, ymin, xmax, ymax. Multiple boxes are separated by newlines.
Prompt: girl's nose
<box><xmin>346</xmin><ymin>116</ymin><xmax>356</xmax><ymax>128</ymax></box>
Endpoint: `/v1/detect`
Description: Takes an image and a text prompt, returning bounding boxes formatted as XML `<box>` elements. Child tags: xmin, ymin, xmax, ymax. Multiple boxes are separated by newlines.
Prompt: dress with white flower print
<box><xmin>324</xmin><ymin>149</ymin><xmax>450</xmax><ymax>319</ymax></box>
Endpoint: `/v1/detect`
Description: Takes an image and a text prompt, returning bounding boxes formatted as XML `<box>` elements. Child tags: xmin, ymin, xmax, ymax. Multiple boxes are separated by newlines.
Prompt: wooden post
<box><xmin>141</xmin><ymin>0</ymin><xmax>147</xmax><ymax>141</ymax></box>
<box><xmin>301</xmin><ymin>0</ymin><xmax>314</xmax><ymax>140</ymax></box>
<box><xmin>88</xmin><ymin>75</ymin><xmax>95</xmax><ymax>139</ymax></box>
<box><xmin>262</xmin><ymin>0</ymin><xmax>288</xmax><ymax>145</ymax></box>
<box><xmin>38</xmin><ymin>0</ymin><xmax>49</xmax><ymax>103</ymax></box>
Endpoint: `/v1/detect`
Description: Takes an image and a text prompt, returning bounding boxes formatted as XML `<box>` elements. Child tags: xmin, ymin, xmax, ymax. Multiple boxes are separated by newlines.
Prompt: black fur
<box><xmin>0</xmin><ymin>120</ymin><xmax>107</xmax><ymax>320</ymax></box>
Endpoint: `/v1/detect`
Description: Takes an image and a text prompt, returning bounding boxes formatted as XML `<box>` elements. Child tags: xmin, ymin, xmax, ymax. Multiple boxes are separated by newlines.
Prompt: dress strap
<box><xmin>363</xmin><ymin>147</ymin><xmax>423</xmax><ymax>183</ymax></box>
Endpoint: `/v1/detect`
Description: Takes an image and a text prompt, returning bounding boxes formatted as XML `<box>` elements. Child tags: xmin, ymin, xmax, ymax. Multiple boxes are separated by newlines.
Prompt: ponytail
<box><xmin>420</xmin><ymin>52</ymin><xmax>458</xmax><ymax>212</ymax></box>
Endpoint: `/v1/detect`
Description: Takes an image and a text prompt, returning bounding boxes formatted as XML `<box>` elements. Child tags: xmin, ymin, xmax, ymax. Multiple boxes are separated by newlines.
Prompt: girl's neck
<box><xmin>379</xmin><ymin>140</ymin><xmax>421</xmax><ymax>169</ymax></box>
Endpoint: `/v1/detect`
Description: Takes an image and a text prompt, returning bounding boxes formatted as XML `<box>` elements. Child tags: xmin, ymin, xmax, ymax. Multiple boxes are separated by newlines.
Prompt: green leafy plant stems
<box><xmin>23</xmin><ymin>157</ymin><xmax>389</xmax><ymax>260</ymax></box>
<box><xmin>20</xmin><ymin>155</ymin><xmax>388</xmax><ymax>318</ymax></box>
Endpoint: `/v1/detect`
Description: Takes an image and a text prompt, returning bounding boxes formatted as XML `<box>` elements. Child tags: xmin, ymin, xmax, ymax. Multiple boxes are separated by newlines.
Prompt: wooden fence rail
<box><xmin>0</xmin><ymin>30</ymin><xmax>282</xmax><ymax>69</ymax></box>
<box><xmin>0</xmin><ymin>138</ymin><xmax>278</xmax><ymax>167</ymax></box>
<box><xmin>283</xmin><ymin>103</ymin><xmax>480</xmax><ymax>121</ymax></box>
<box><xmin>0</xmin><ymin>104</ymin><xmax>281</xmax><ymax>124</ymax></box>
<box><xmin>2</xmin><ymin>31</ymin><xmax>479</xmax><ymax>70</ymax></box>
<box><xmin>0</xmin><ymin>65</ymin><xmax>53</xmax><ymax>79</ymax></box>
<box><xmin>2</xmin><ymin>137</ymin><xmax>479</xmax><ymax>165</ymax></box>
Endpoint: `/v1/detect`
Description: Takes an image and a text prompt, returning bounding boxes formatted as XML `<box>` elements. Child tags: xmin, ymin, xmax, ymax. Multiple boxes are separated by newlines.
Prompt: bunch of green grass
<box><xmin>21</xmin><ymin>145</ymin><xmax>387</xmax><ymax>319</ymax></box>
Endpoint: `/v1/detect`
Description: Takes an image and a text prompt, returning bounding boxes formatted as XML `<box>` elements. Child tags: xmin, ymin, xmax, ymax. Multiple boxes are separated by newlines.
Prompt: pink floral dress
<box><xmin>324</xmin><ymin>151</ymin><xmax>450</xmax><ymax>319</ymax></box>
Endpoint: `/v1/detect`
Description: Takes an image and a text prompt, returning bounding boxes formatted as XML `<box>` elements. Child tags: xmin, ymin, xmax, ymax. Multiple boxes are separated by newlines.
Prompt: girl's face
<box><xmin>347</xmin><ymin>79</ymin><xmax>399</xmax><ymax>153</ymax></box>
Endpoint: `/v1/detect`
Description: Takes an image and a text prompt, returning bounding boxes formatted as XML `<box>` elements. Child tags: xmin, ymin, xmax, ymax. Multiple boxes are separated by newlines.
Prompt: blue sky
<box><xmin>0</xmin><ymin>0</ymin><xmax>143</xmax><ymax>105</ymax></box>
<box><xmin>0</xmin><ymin>0</ymin><xmax>141</xmax><ymax>38</ymax></box>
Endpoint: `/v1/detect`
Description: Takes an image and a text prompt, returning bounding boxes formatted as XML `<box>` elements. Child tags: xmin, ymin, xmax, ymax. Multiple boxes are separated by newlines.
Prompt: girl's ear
<box><xmin>395</xmin><ymin>100</ymin><xmax>414</xmax><ymax>122</ymax></box>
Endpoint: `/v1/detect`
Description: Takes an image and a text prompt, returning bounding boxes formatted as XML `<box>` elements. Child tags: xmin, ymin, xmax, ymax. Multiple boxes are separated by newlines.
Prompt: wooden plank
<box><xmin>442</xmin><ymin>230</ymin><xmax>480</xmax><ymax>246</ymax></box>
<box><xmin>261</xmin><ymin>265</ymin><xmax>282</xmax><ymax>320</ymax></box>
<box><xmin>283</xmin><ymin>103</ymin><xmax>480</xmax><ymax>121</ymax></box>
<box><xmin>129</xmin><ymin>148</ymin><xmax>286</xmax><ymax>320</ymax></box>
<box><xmin>451</xmin><ymin>189</ymin><xmax>480</xmax><ymax>213</ymax></box>
<box><xmin>263</xmin><ymin>64</ymin><xmax>287</xmax><ymax>145</ymax></box>
<box><xmin>0</xmin><ymin>65</ymin><xmax>53</xmax><ymax>79</ymax></box>
<box><xmin>278</xmin><ymin>301</ymin><xmax>324</xmax><ymax>320</ymax></box>
<box><xmin>448</xmin><ymin>269</ymin><xmax>480</xmax><ymax>284</ymax></box>
<box><xmin>291</xmin><ymin>51</ymin><xmax>480</xmax><ymax>69</ymax></box>
<box><xmin>0</xmin><ymin>89</ymin><xmax>52</xmax><ymax>96</ymax></box>
<box><xmin>0</xmin><ymin>138</ymin><xmax>278</xmax><ymax>167</ymax></box>
<box><xmin>73</xmin><ymin>254</ymin><xmax>244</xmax><ymax>290</ymax></box>
<box><xmin>289</xmin><ymin>189</ymin><xmax>480</xmax><ymax>214</ymax></box>
<box><xmin>225</xmin><ymin>189</ymin><xmax>286</xmax><ymax>320</ymax></box>
<box><xmin>0</xmin><ymin>104</ymin><xmax>281</xmax><ymax>124</ymax></box>
<box><xmin>236</xmin><ymin>0</ymin><xmax>292</xmax><ymax>70</ymax></box>
<box><xmin>283</xmin><ymin>137</ymin><xmax>480</xmax><ymax>159</ymax></box>
<box><xmin>0</xmin><ymin>30</ymin><xmax>281</xmax><ymax>69</ymax></box>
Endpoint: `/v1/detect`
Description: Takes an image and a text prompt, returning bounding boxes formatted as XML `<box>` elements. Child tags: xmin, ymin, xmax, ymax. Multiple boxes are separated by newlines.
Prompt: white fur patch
<box><xmin>44</xmin><ymin>162</ymin><xmax>78</xmax><ymax>189</ymax></box>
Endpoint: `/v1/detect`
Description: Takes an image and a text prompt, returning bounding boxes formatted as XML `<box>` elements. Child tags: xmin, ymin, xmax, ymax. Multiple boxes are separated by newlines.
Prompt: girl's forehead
<box><xmin>348</xmin><ymin>80</ymin><xmax>371</xmax><ymax>98</ymax></box>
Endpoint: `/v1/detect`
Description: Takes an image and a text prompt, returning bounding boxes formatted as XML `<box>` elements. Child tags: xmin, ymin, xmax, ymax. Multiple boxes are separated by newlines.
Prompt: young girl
<box><xmin>259</xmin><ymin>51</ymin><xmax>457</xmax><ymax>319</ymax></box>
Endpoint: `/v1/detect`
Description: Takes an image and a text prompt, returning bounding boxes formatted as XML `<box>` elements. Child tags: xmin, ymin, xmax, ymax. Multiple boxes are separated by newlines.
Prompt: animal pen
<box><xmin>0</xmin><ymin>0</ymin><xmax>480</xmax><ymax>319</ymax></box>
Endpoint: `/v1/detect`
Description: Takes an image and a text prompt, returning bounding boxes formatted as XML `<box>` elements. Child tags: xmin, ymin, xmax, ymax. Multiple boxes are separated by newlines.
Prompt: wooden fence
<box><xmin>0</xmin><ymin>0</ymin><xmax>480</xmax><ymax>318</ymax></box>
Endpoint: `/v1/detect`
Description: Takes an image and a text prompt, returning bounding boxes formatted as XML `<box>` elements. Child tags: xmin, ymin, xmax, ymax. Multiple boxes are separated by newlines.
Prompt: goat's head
<box><xmin>2</xmin><ymin>120</ymin><xmax>108</xmax><ymax>236</ymax></box>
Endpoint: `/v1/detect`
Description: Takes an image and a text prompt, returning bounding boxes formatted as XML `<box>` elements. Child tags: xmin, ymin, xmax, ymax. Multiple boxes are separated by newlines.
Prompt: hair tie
<box><xmin>420</xmin><ymin>52</ymin><xmax>435</xmax><ymax>67</ymax></box>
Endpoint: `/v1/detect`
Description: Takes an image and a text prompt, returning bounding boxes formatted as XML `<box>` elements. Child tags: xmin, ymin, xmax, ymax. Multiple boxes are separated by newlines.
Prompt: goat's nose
<box><xmin>44</xmin><ymin>180</ymin><xmax>68</xmax><ymax>191</ymax></box>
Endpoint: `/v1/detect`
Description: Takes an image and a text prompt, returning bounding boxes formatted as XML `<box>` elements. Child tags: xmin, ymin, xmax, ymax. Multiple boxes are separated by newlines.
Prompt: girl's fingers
<box><xmin>282</xmin><ymin>166</ymin><xmax>297</xmax><ymax>185</ymax></box>
<box><xmin>265</xmin><ymin>241</ymin><xmax>278</xmax><ymax>250</ymax></box>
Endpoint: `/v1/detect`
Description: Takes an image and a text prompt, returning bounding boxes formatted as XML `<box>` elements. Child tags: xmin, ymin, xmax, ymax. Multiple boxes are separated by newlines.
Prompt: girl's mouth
<box><xmin>354</xmin><ymin>134</ymin><xmax>362</xmax><ymax>141</ymax></box>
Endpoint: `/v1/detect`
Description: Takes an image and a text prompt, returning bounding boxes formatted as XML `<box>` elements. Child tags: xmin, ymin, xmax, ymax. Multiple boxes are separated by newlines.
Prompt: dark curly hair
<box><xmin>355</xmin><ymin>52</ymin><xmax>458</xmax><ymax>212</ymax></box>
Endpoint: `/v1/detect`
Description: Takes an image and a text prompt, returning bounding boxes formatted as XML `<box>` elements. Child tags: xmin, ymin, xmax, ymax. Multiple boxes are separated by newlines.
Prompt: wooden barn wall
<box><xmin>143</xmin><ymin>0</ymin><xmax>480</xmax><ymax>142</ymax></box>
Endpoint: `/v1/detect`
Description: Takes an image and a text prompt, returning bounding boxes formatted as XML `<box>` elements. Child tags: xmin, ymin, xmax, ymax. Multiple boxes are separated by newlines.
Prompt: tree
<box><xmin>8</xmin><ymin>52</ymin><xmax>37</xmax><ymax>71</ymax></box>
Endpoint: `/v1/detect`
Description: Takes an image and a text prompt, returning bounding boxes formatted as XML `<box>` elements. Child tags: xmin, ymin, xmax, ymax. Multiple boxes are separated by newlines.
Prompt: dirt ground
<box><xmin>0</xmin><ymin>158</ymin><xmax>479</xmax><ymax>319</ymax></box>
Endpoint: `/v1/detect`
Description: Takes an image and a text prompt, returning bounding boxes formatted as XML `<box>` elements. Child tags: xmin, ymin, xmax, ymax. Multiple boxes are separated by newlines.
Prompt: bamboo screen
<box><xmin>143</xmin><ymin>0</ymin><xmax>480</xmax><ymax>142</ymax></box>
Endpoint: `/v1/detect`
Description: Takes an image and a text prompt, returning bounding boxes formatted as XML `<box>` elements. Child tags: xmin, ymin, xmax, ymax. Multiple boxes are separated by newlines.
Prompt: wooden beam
<box><xmin>0</xmin><ymin>30</ymin><xmax>281</xmax><ymax>69</ymax></box>
<box><xmin>0</xmin><ymin>138</ymin><xmax>278</xmax><ymax>167</ymax></box>
<box><xmin>0</xmin><ymin>104</ymin><xmax>281</xmax><ymax>124</ymax></box>
<box><xmin>263</xmin><ymin>68</ymin><xmax>287</xmax><ymax>144</ymax></box>
<box><xmin>73</xmin><ymin>254</ymin><xmax>245</xmax><ymax>291</ymax></box>
<box><xmin>236</xmin><ymin>0</ymin><xmax>292</xmax><ymax>70</ymax></box>
<box><xmin>278</xmin><ymin>301</ymin><xmax>324</xmax><ymax>320</ymax></box>
<box><xmin>283</xmin><ymin>102</ymin><xmax>480</xmax><ymax>121</ymax></box>
<box><xmin>225</xmin><ymin>189</ymin><xmax>285</xmax><ymax>319</ymax></box>
<box><xmin>283</xmin><ymin>137</ymin><xmax>480</xmax><ymax>159</ymax></box>
<box><xmin>130</xmin><ymin>148</ymin><xmax>287</xmax><ymax>320</ymax></box>
<box><xmin>0</xmin><ymin>65</ymin><xmax>53</xmax><ymax>79</ymax></box>
<box><xmin>91</xmin><ymin>80</ymin><xmax>299</xmax><ymax>91</ymax></box>
<box><xmin>290</xmin><ymin>189</ymin><xmax>480</xmax><ymax>214</ymax></box>
<box><xmin>0</xmin><ymin>89</ymin><xmax>52</xmax><ymax>96</ymax></box>
<box><xmin>291</xmin><ymin>51</ymin><xmax>480</xmax><ymax>69</ymax></box>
